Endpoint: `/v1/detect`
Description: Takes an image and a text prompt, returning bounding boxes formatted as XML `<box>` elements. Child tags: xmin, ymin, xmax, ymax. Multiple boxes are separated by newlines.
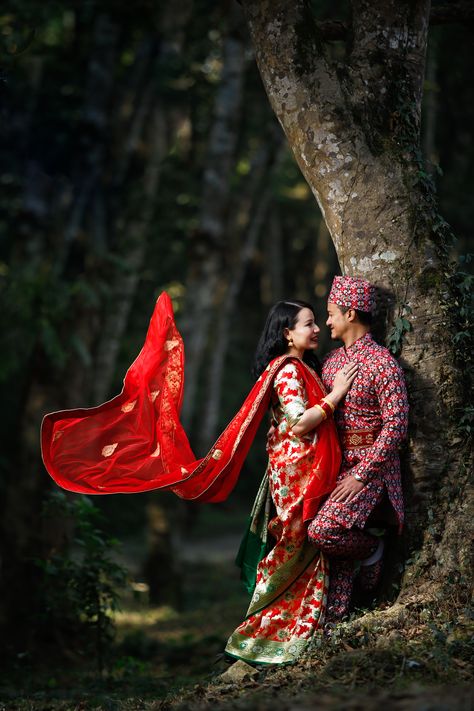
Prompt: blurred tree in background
<box><xmin>0</xmin><ymin>0</ymin><xmax>340</xmax><ymax>654</ymax></box>
<box><xmin>0</xmin><ymin>0</ymin><xmax>472</xmax><ymax>671</ymax></box>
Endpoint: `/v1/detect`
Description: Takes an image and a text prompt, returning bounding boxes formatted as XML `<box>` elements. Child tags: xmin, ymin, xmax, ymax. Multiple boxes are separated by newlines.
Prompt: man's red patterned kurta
<box><xmin>321</xmin><ymin>333</ymin><xmax>409</xmax><ymax>532</ymax></box>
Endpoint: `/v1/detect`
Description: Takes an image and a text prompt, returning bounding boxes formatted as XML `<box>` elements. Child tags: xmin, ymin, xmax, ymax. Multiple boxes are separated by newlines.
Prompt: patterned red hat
<box><xmin>328</xmin><ymin>276</ymin><xmax>375</xmax><ymax>313</ymax></box>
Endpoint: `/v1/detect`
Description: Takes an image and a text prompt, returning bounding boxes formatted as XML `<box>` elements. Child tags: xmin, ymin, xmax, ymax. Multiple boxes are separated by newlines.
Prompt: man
<box><xmin>308</xmin><ymin>275</ymin><xmax>409</xmax><ymax>625</ymax></box>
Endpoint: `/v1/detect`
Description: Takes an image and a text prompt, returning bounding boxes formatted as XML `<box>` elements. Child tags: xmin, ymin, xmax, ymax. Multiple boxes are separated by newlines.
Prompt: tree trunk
<box><xmin>422</xmin><ymin>37</ymin><xmax>439</xmax><ymax>174</ymax></box>
<box><xmin>0</xmin><ymin>13</ymin><xmax>122</xmax><ymax>644</ymax></box>
<box><xmin>92</xmin><ymin>94</ymin><xmax>167</xmax><ymax>403</ymax></box>
<box><xmin>240</xmin><ymin>0</ymin><xmax>469</xmax><ymax>594</ymax></box>
<box><xmin>0</xmin><ymin>7</ymin><xmax>194</xmax><ymax>641</ymax></box>
<box><xmin>63</xmin><ymin>13</ymin><xmax>119</xmax><ymax>257</ymax></box>
<box><xmin>180</xmin><ymin>4</ymin><xmax>247</xmax><ymax>432</ymax></box>
<box><xmin>261</xmin><ymin>205</ymin><xmax>284</xmax><ymax>305</ymax></box>
<box><xmin>92</xmin><ymin>3</ymin><xmax>194</xmax><ymax>403</ymax></box>
<box><xmin>197</xmin><ymin>143</ymin><xmax>285</xmax><ymax>450</ymax></box>
<box><xmin>91</xmin><ymin>6</ymin><xmax>193</xmax><ymax>606</ymax></box>
<box><xmin>142</xmin><ymin>499</ymin><xmax>183</xmax><ymax>608</ymax></box>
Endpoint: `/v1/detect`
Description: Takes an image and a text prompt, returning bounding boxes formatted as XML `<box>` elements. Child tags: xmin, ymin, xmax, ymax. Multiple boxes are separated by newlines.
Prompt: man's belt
<box><xmin>341</xmin><ymin>428</ymin><xmax>381</xmax><ymax>449</ymax></box>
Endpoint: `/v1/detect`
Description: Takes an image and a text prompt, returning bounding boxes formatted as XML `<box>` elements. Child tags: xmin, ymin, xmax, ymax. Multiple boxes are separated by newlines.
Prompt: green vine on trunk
<box><xmin>445</xmin><ymin>254</ymin><xmax>474</xmax><ymax>440</ymax></box>
<box><xmin>387</xmin><ymin>303</ymin><xmax>413</xmax><ymax>357</ymax></box>
<box><xmin>393</xmin><ymin>84</ymin><xmax>472</xmax><ymax>437</ymax></box>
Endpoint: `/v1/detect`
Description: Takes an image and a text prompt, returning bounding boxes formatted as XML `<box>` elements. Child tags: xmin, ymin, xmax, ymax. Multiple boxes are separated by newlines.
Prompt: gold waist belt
<box><xmin>341</xmin><ymin>428</ymin><xmax>380</xmax><ymax>449</ymax></box>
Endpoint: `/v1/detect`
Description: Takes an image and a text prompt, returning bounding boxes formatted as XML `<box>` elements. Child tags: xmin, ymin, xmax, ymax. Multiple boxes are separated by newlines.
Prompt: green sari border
<box><xmin>224</xmin><ymin>650</ymin><xmax>295</xmax><ymax>667</ymax></box>
<box><xmin>225</xmin><ymin>631</ymin><xmax>312</xmax><ymax>665</ymax></box>
<box><xmin>246</xmin><ymin>546</ymin><xmax>320</xmax><ymax>618</ymax></box>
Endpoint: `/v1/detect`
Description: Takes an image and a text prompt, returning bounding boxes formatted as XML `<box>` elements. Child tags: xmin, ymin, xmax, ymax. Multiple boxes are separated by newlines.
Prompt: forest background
<box><xmin>0</xmin><ymin>0</ymin><xmax>472</xmax><ymax>709</ymax></box>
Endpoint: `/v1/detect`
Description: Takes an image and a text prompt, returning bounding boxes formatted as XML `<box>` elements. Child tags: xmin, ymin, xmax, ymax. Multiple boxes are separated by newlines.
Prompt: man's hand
<box><xmin>329</xmin><ymin>475</ymin><xmax>364</xmax><ymax>503</ymax></box>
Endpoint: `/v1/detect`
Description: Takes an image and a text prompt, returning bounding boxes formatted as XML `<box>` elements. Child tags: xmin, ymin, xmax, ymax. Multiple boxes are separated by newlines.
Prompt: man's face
<box><xmin>326</xmin><ymin>302</ymin><xmax>350</xmax><ymax>340</ymax></box>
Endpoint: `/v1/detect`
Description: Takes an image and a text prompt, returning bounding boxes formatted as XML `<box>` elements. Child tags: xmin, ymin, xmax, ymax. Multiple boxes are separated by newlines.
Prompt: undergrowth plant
<box><xmin>36</xmin><ymin>492</ymin><xmax>128</xmax><ymax>674</ymax></box>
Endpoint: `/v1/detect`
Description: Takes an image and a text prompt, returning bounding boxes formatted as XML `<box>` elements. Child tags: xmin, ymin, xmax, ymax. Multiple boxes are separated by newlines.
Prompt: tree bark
<box><xmin>0</xmin><ymin>13</ymin><xmax>122</xmax><ymax>644</ymax></box>
<box><xmin>180</xmin><ymin>4</ymin><xmax>247</xmax><ymax>432</ymax></box>
<box><xmin>316</xmin><ymin>3</ymin><xmax>474</xmax><ymax>42</ymax></box>
<box><xmin>422</xmin><ymin>37</ymin><xmax>439</xmax><ymax>174</ymax></box>
<box><xmin>92</xmin><ymin>91</ymin><xmax>167</xmax><ymax>403</ymax></box>
<box><xmin>260</xmin><ymin>203</ymin><xmax>285</xmax><ymax>306</ymax></box>
<box><xmin>0</xmin><ymin>6</ymin><xmax>194</xmax><ymax>641</ymax></box>
<box><xmin>142</xmin><ymin>500</ymin><xmax>183</xmax><ymax>607</ymax></box>
<box><xmin>239</xmin><ymin>0</ymin><xmax>469</xmax><ymax>592</ymax></box>
<box><xmin>63</xmin><ymin>13</ymin><xmax>119</xmax><ymax>256</ymax></box>
<box><xmin>91</xmin><ymin>6</ymin><xmax>193</xmax><ymax>607</ymax></box>
<box><xmin>197</xmin><ymin>142</ymin><xmax>285</xmax><ymax>450</ymax></box>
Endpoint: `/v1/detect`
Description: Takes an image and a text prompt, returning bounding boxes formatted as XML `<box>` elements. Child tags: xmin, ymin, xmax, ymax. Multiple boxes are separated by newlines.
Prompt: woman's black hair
<box><xmin>252</xmin><ymin>299</ymin><xmax>320</xmax><ymax>379</ymax></box>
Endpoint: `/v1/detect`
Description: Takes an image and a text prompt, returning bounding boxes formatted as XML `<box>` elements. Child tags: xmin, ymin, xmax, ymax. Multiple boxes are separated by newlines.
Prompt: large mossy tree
<box><xmin>240</xmin><ymin>0</ymin><xmax>472</xmax><ymax>609</ymax></box>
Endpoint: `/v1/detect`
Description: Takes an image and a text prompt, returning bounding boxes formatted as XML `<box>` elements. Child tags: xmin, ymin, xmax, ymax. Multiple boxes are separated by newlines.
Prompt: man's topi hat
<box><xmin>328</xmin><ymin>275</ymin><xmax>375</xmax><ymax>313</ymax></box>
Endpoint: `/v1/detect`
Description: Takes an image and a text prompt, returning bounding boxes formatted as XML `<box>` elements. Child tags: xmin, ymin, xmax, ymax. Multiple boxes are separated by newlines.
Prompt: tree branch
<box><xmin>429</xmin><ymin>2</ymin><xmax>474</xmax><ymax>25</ymax></box>
<box><xmin>316</xmin><ymin>3</ymin><xmax>474</xmax><ymax>42</ymax></box>
<box><xmin>239</xmin><ymin>0</ymin><xmax>363</xmax><ymax>255</ymax></box>
<box><xmin>240</xmin><ymin>0</ymin><xmax>346</xmax><ymax>131</ymax></box>
<box><xmin>346</xmin><ymin>0</ymin><xmax>431</xmax><ymax>151</ymax></box>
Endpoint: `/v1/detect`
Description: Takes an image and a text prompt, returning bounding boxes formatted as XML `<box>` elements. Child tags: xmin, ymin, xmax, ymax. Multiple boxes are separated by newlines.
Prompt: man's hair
<box><xmin>339</xmin><ymin>305</ymin><xmax>373</xmax><ymax>327</ymax></box>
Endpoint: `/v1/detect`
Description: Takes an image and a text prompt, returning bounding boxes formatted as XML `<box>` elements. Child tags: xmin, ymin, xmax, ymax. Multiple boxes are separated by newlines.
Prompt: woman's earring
<box><xmin>288</xmin><ymin>338</ymin><xmax>293</xmax><ymax>347</ymax></box>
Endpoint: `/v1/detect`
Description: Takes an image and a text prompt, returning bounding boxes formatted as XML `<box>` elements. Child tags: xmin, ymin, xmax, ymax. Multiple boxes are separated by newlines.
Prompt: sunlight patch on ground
<box><xmin>114</xmin><ymin>604</ymin><xmax>179</xmax><ymax>628</ymax></box>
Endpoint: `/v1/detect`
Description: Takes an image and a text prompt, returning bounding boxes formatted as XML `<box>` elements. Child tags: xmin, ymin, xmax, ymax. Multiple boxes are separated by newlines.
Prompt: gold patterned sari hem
<box><xmin>225</xmin><ymin>632</ymin><xmax>314</xmax><ymax>665</ymax></box>
<box><xmin>246</xmin><ymin>546</ymin><xmax>319</xmax><ymax>617</ymax></box>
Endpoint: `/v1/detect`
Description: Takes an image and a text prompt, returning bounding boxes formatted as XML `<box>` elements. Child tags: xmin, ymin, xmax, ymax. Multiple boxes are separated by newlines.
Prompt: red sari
<box><xmin>42</xmin><ymin>293</ymin><xmax>340</xmax><ymax>512</ymax></box>
<box><xmin>41</xmin><ymin>292</ymin><xmax>341</xmax><ymax>663</ymax></box>
<box><xmin>226</xmin><ymin>361</ymin><xmax>336</xmax><ymax>664</ymax></box>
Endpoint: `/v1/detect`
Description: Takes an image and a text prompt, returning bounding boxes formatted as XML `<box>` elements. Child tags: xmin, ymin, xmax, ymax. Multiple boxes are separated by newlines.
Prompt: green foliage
<box><xmin>387</xmin><ymin>304</ymin><xmax>413</xmax><ymax>357</ymax></box>
<box><xmin>0</xmin><ymin>7</ymin><xmax>472</xmax><ymax>692</ymax></box>
<box><xmin>447</xmin><ymin>254</ymin><xmax>474</xmax><ymax>438</ymax></box>
<box><xmin>393</xmin><ymin>56</ymin><xmax>472</xmax><ymax>436</ymax></box>
<box><xmin>0</xmin><ymin>263</ymin><xmax>103</xmax><ymax>384</ymax></box>
<box><xmin>412</xmin><ymin>155</ymin><xmax>457</xmax><ymax>259</ymax></box>
<box><xmin>392</xmin><ymin>52</ymin><xmax>457</xmax><ymax>258</ymax></box>
<box><xmin>112</xmin><ymin>654</ymin><xmax>152</xmax><ymax>679</ymax></box>
<box><xmin>36</xmin><ymin>491</ymin><xmax>128</xmax><ymax>674</ymax></box>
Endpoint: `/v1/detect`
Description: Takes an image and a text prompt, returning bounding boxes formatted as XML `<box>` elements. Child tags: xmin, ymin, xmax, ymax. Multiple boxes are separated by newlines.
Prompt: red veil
<box><xmin>41</xmin><ymin>293</ymin><xmax>341</xmax><ymax>521</ymax></box>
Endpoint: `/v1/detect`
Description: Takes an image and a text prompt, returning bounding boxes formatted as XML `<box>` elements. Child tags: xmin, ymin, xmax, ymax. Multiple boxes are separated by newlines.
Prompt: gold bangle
<box><xmin>321</xmin><ymin>397</ymin><xmax>336</xmax><ymax>413</ymax></box>
<box><xmin>314</xmin><ymin>404</ymin><xmax>327</xmax><ymax>421</ymax></box>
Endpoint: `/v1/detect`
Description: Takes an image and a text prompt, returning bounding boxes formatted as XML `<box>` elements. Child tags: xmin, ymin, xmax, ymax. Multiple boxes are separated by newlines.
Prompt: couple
<box><xmin>225</xmin><ymin>275</ymin><xmax>408</xmax><ymax>664</ymax></box>
<box><xmin>41</xmin><ymin>275</ymin><xmax>408</xmax><ymax>667</ymax></box>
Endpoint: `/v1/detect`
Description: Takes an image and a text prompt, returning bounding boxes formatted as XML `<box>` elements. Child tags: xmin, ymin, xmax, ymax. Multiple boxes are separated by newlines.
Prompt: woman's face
<box><xmin>285</xmin><ymin>307</ymin><xmax>320</xmax><ymax>354</ymax></box>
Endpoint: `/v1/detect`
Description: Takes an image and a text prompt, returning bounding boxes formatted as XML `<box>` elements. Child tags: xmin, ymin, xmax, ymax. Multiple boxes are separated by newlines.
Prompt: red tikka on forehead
<box><xmin>328</xmin><ymin>276</ymin><xmax>375</xmax><ymax>313</ymax></box>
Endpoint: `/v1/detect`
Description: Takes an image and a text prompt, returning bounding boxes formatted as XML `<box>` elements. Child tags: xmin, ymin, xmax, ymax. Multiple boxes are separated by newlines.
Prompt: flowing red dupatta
<box><xmin>41</xmin><ymin>292</ymin><xmax>341</xmax><ymax>520</ymax></box>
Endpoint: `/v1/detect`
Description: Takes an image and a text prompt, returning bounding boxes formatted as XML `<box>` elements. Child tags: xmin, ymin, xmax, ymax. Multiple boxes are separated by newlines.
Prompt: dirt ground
<box><xmin>1</xmin><ymin>524</ymin><xmax>472</xmax><ymax>710</ymax></box>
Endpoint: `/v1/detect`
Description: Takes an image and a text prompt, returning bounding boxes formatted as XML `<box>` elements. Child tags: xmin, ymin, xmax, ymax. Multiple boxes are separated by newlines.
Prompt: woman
<box><xmin>225</xmin><ymin>300</ymin><xmax>357</xmax><ymax>664</ymax></box>
<box><xmin>41</xmin><ymin>294</ymin><xmax>356</xmax><ymax>665</ymax></box>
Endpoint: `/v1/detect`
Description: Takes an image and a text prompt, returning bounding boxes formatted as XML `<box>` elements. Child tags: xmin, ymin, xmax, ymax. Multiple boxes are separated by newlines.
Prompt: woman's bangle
<box><xmin>321</xmin><ymin>396</ymin><xmax>336</xmax><ymax>413</ymax></box>
<box><xmin>314</xmin><ymin>404</ymin><xmax>327</xmax><ymax>421</ymax></box>
<box><xmin>319</xmin><ymin>399</ymin><xmax>334</xmax><ymax>419</ymax></box>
